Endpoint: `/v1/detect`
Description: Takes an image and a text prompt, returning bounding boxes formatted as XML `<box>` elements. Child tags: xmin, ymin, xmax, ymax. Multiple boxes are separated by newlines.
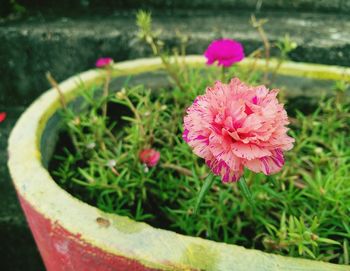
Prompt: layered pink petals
<box><xmin>204</xmin><ymin>39</ymin><xmax>245</xmax><ymax>67</ymax></box>
<box><xmin>183</xmin><ymin>78</ymin><xmax>294</xmax><ymax>182</ymax></box>
<box><xmin>245</xmin><ymin>149</ymin><xmax>285</xmax><ymax>175</ymax></box>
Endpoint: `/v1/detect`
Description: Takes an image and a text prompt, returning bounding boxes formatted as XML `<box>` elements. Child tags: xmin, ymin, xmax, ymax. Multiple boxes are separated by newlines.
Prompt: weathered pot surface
<box><xmin>8</xmin><ymin>56</ymin><xmax>350</xmax><ymax>271</ymax></box>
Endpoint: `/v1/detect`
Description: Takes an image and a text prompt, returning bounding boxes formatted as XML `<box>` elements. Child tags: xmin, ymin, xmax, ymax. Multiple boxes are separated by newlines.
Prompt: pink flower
<box><xmin>204</xmin><ymin>39</ymin><xmax>245</xmax><ymax>67</ymax></box>
<box><xmin>0</xmin><ymin>112</ymin><xmax>6</xmax><ymax>123</ymax></box>
<box><xmin>95</xmin><ymin>57</ymin><xmax>113</xmax><ymax>68</ymax></box>
<box><xmin>139</xmin><ymin>149</ymin><xmax>160</xmax><ymax>167</ymax></box>
<box><xmin>183</xmin><ymin>78</ymin><xmax>294</xmax><ymax>182</ymax></box>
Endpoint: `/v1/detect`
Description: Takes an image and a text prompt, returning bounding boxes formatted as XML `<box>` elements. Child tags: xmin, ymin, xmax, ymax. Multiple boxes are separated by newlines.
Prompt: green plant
<box><xmin>49</xmin><ymin>11</ymin><xmax>350</xmax><ymax>265</ymax></box>
<box><xmin>50</xmin><ymin>73</ymin><xmax>350</xmax><ymax>264</ymax></box>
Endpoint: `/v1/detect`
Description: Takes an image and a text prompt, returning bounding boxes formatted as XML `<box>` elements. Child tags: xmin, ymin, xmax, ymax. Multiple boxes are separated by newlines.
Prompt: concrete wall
<box><xmin>2</xmin><ymin>0</ymin><xmax>350</xmax><ymax>16</ymax></box>
<box><xmin>1</xmin><ymin>10</ymin><xmax>350</xmax><ymax>107</ymax></box>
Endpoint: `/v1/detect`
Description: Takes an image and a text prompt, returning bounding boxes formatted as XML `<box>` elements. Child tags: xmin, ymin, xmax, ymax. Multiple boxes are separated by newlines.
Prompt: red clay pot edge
<box><xmin>18</xmin><ymin>192</ymin><xmax>163</xmax><ymax>271</ymax></box>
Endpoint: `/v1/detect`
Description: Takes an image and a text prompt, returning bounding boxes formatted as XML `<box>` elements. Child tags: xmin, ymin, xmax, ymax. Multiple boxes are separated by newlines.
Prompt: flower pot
<box><xmin>8</xmin><ymin>56</ymin><xmax>350</xmax><ymax>271</ymax></box>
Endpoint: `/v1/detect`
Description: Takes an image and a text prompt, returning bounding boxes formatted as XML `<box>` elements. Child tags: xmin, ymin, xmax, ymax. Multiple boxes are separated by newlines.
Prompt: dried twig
<box><xmin>251</xmin><ymin>15</ymin><xmax>271</xmax><ymax>84</ymax></box>
<box><xmin>161</xmin><ymin>163</ymin><xmax>207</xmax><ymax>179</ymax></box>
<box><xmin>46</xmin><ymin>71</ymin><xmax>67</xmax><ymax>109</ymax></box>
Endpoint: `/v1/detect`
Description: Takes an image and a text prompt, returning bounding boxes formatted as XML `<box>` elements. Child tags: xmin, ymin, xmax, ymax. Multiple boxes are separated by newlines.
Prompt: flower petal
<box><xmin>245</xmin><ymin>149</ymin><xmax>285</xmax><ymax>175</ymax></box>
<box><xmin>232</xmin><ymin>142</ymin><xmax>271</xmax><ymax>160</ymax></box>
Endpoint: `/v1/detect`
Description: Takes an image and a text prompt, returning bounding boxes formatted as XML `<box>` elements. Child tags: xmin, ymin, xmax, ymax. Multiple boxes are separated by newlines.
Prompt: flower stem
<box><xmin>124</xmin><ymin>95</ymin><xmax>146</xmax><ymax>138</ymax></box>
<box><xmin>102</xmin><ymin>67</ymin><xmax>111</xmax><ymax>118</ymax></box>
<box><xmin>46</xmin><ymin>72</ymin><xmax>82</xmax><ymax>155</ymax></box>
<box><xmin>148</xmin><ymin>37</ymin><xmax>186</xmax><ymax>92</ymax></box>
<box><xmin>221</xmin><ymin>66</ymin><xmax>226</xmax><ymax>82</ymax></box>
<box><xmin>238</xmin><ymin>176</ymin><xmax>255</xmax><ymax>207</ymax></box>
<box><xmin>194</xmin><ymin>173</ymin><xmax>215</xmax><ymax>215</ymax></box>
<box><xmin>251</xmin><ymin>15</ymin><xmax>270</xmax><ymax>84</ymax></box>
<box><xmin>269</xmin><ymin>57</ymin><xmax>284</xmax><ymax>85</ymax></box>
<box><xmin>161</xmin><ymin>163</ymin><xmax>193</xmax><ymax>177</ymax></box>
<box><xmin>46</xmin><ymin>72</ymin><xmax>66</xmax><ymax>109</ymax></box>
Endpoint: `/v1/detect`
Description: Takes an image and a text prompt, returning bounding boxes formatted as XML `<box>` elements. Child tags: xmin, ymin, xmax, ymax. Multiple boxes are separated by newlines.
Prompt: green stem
<box><xmin>221</xmin><ymin>66</ymin><xmax>226</xmax><ymax>82</ymax></box>
<box><xmin>102</xmin><ymin>67</ymin><xmax>111</xmax><ymax>118</ymax></box>
<box><xmin>251</xmin><ymin>15</ymin><xmax>270</xmax><ymax>84</ymax></box>
<box><xmin>124</xmin><ymin>96</ymin><xmax>146</xmax><ymax>138</ymax></box>
<box><xmin>148</xmin><ymin>37</ymin><xmax>186</xmax><ymax>92</ymax></box>
<box><xmin>269</xmin><ymin>57</ymin><xmax>284</xmax><ymax>85</ymax></box>
<box><xmin>194</xmin><ymin>173</ymin><xmax>215</xmax><ymax>215</ymax></box>
<box><xmin>238</xmin><ymin>176</ymin><xmax>255</xmax><ymax>207</ymax></box>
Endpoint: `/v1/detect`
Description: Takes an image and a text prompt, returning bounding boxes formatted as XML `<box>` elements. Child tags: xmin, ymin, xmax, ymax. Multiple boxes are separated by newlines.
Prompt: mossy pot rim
<box><xmin>8</xmin><ymin>56</ymin><xmax>350</xmax><ymax>271</ymax></box>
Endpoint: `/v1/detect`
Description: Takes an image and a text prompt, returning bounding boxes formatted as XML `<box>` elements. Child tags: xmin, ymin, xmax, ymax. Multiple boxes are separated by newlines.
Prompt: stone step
<box><xmin>0</xmin><ymin>106</ymin><xmax>44</xmax><ymax>270</ymax></box>
<box><xmin>1</xmin><ymin>10</ymin><xmax>350</xmax><ymax>107</ymax></box>
<box><xmin>1</xmin><ymin>0</ymin><xmax>350</xmax><ymax>16</ymax></box>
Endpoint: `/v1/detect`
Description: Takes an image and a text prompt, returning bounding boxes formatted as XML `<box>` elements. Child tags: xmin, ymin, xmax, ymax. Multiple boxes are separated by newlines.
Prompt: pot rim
<box><xmin>8</xmin><ymin>56</ymin><xmax>350</xmax><ymax>271</ymax></box>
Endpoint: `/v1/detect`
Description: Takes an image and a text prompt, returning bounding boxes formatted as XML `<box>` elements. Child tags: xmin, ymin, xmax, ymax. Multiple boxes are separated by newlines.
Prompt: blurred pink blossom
<box><xmin>95</xmin><ymin>57</ymin><xmax>113</xmax><ymax>68</ymax></box>
<box><xmin>204</xmin><ymin>39</ymin><xmax>244</xmax><ymax>67</ymax></box>
<box><xmin>0</xmin><ymin>112</ymin><xmax>6</xmax><ymax>123</ymax></box>
<box><xmin>183</xmin><ymin>78</ymin><xmax>294</xmax><ymax>182</ymax></box>
<box><xmin>139</xmin><ymin>149</ymin><xmax>160</xmax><ymax>167</ymax></box>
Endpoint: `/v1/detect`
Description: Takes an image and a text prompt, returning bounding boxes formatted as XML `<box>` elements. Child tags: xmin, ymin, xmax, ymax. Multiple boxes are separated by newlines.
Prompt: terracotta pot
<box><xmin>8</xmin><ymin>56</ymin><xmax>350</xmax><ymax>271</ymax></box>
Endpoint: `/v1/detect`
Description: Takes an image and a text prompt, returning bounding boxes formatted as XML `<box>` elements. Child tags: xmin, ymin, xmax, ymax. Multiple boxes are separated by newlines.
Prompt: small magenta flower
<box><xmin>95</xmin><ymin>57</ymin><xmax>113</xmax><ymax>68</ymax></box>
<box><xmin>0</xmin><ymin>112</ymin><xmax>6</xmax><ymax>123</ymax></box>
<box><xmin>139</xmin><ymin>149</ymin><xmax>160</xmax><ymax>167</ymax></box>
<box><xmin>204</xmin><ymin>39</ymin><xmax>245</xmax><ymax>67</ymax></box>
<box><xmin>96</xmin><ymin>57</ymin><xmax>114</xmax><ymax>117</ymax></box>
<box><xmin>183</xmin><ymin>78</ymin><xmax>294</xmax><ymax>183</ymax></box>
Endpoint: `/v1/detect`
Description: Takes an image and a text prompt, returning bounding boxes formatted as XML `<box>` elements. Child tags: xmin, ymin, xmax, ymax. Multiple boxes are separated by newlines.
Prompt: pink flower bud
<box><xmin>204</xmin><ymin>38</ymin><xmax>245</xmax><ymax>67</ymax></box>
<box><xmin>95</xmin><ymin>57</ymin><xmax>113</xmax><ymax>68</ymax></box>
<box><xmin>0</xmin><ymin>112</ymin><xmax>6</xmax><ymax>123</ymax></box>
<box><xmin>139</xmin><ymin>149</ymin><xmax>160</xmax><ymax>167</ymax></box>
